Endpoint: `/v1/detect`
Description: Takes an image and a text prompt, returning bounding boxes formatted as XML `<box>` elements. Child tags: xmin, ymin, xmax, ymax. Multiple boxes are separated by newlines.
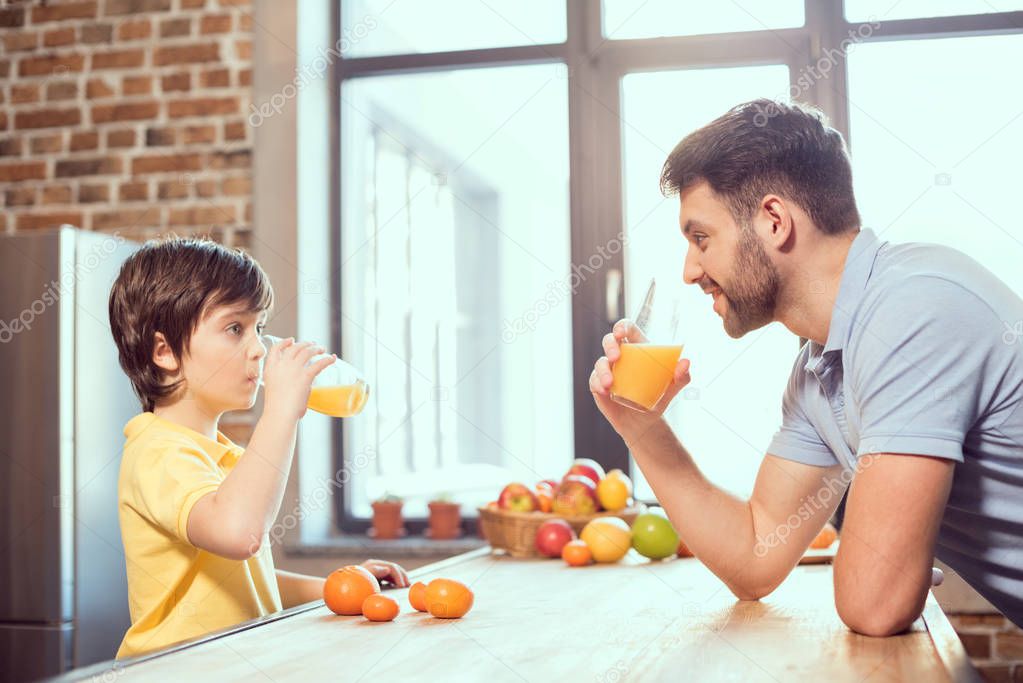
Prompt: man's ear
<box><xmin>152</xmin><ymin>332</ymin><xmax>180</xmax><ymax>374</ymax></box>
<box><xmin>759</xmin><ymin>194</ymin><xmax>794</xmax><ymax>251</ymax></box>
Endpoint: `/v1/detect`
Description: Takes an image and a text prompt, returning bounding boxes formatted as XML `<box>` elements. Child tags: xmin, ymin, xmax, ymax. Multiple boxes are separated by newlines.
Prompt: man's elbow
<box><xmin>836</xmin><ymin>598</ymin><xmax>922</xmax><ymax>637</ymax></box>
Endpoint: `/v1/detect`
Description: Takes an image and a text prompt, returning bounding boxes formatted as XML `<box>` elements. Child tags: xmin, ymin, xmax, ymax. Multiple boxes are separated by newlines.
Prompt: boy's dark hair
<box><xmin>660</xmin><ymin>98</ymin><xmax>860</xmax><ymax>236</ymax></box>
<box><xmin>108</xmin><ymin>237</ymin><xmax>273</xmax><ymax>412</ymax></box>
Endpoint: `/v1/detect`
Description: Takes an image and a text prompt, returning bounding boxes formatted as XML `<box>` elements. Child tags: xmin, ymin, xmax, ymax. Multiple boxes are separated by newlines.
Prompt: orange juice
<box><xmin>307</xmin><ymin>382</ymin><xmax>369</xmax><ymax>417</ymax></box>
<box><xmin>610</xmin><ymin>344</ymin><xmax>684</xmax><ymax>411</ymax></box>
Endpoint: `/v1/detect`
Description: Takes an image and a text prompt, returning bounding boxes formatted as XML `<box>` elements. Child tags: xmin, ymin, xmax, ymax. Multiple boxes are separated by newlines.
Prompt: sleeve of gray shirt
<box><xmin>768</xmin><ymin>344</ymin><xmax>841</xmax><ymax>467</ymax></box>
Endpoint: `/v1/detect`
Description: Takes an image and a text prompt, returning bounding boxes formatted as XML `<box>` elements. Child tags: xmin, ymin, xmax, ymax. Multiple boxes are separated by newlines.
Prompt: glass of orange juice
<box><xmin>609</xmin><ymin>279</ymin><xmax>683</xmax><ymax>412</ymax></box>
<box><xmin>261</xmin><ymin>335</ymin><xmax>370</xmax><ymax>417</ymax></box>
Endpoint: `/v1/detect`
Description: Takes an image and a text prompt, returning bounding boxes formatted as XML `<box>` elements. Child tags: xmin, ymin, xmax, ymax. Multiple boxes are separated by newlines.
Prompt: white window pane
<box><xmin>604</xmin><ymin>0</ymin><xmax>804</xmax><ymax>40</ymax></box>
<box><xmin>341</xmin><ymin>65</ymin><xmax>573</xmax><ymax>519</ymax></box>
<box><xmin>621</xmin><ymin>65</ymin><xmax>798</xmax><ymax>500</ymax></box>
<box><xmin>342</xmin><ymin>0</ymin><xmax>566</xmax><ymax>57</ymax></box>
<box><xmin>848</xmin><ymin>34</ymin><xmax>1023</xmax><ymax>295</ymax></box>
<box><xmin>845</xmin><ymin>0</ymin><xmax>1023</xmax><ymax>22</ymax></box>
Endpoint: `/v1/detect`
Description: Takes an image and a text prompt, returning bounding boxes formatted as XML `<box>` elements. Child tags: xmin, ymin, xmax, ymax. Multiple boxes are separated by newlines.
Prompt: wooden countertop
<box><xmin>61</xmin><ymin>547</ymin><xmax>980</xmax><ymax>682</ymax></box>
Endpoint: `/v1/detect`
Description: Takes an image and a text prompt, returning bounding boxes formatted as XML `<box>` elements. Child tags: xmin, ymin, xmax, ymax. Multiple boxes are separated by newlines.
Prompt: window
<box><xmin>603</xmin><ymin>0</ymin><xmax>804</xmax><ymax>39</ymax></box>
<box><xmin>845</xmin><ymin>0</ymin><xmax>1023</xmax><ymax>22</ymax></box>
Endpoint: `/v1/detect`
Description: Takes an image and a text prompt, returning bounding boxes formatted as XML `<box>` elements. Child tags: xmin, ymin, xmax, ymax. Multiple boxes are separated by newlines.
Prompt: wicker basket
<box><xmin>477</xmin><ymin>504</ymin><xmax>647</xmax><ymax>559</ymax></box>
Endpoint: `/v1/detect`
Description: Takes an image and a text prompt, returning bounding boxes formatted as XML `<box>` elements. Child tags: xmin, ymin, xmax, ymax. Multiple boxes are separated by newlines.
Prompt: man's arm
<box><xmin>833</xmin><ymin>453</ymin><xmax>955</xmax><ymax>636</ymax></box>
<box><xmin>276</xmin><ymin>569</ymin><xmax>327</xmax><ymax>609</ymax></box>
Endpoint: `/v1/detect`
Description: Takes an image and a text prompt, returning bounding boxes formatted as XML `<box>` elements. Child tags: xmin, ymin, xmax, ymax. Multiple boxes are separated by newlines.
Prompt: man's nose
<box><xmin>683</xmin><ymin>247</ymin><xmax>703</xmax><ymax>285</ymax></box>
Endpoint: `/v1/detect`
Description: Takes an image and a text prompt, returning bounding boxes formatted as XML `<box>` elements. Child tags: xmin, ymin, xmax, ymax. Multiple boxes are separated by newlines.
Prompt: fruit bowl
<box><xmin>477</xmin><ymin>504</ymin><xmax>647</xmax><ymax>559</ymax></box>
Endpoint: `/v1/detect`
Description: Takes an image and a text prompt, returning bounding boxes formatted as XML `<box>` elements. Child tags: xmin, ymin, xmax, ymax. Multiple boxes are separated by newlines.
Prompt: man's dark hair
<box><xmin>109</xmin><ymin>237</ymin><xmax>273</xmax><ymax>412</ymax></box>
<box><xmin>660</xmin><ymin>98</ymin><xmax>860</xmax><ymax>235</ymax></box>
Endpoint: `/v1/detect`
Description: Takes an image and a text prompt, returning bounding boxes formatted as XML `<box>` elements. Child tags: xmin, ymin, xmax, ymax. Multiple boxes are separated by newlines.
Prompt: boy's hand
<box><xmin>361</xmin><ymin>559</ymin><xmax>411</xmax><ymax>588</ymax></box>
<box><xmin>589</xmin><ymin>318</ymin><xmax>692</xmax><ymax>443</ymax></box>
<box><xmin>261</xmin><ymin>337</ymin><xmax>336</xmax><ymax>421</ymax></box>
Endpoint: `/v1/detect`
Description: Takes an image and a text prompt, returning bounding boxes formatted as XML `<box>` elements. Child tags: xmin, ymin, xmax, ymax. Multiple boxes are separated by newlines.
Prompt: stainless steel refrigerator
<box><xmin>0</xmin><ymin>227</ymin><xmax>139</xmax><ymax>681</ymax></box>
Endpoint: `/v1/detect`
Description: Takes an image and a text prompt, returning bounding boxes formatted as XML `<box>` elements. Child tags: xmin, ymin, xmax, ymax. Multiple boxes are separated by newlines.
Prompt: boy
<box><xmin>108</xmin><ymin>237</ymin><xmax>409</xmax><ymax>658</ymax></box>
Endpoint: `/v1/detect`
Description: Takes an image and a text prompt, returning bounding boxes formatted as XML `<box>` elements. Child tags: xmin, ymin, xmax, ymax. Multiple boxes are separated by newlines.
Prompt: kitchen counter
<box><xmin>57</xmin><ymin>547</ymin><xmax>979</xmax><ymax>682</ymax></box>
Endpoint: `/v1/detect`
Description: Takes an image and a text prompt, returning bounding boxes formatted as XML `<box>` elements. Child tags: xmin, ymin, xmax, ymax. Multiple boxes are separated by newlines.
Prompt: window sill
<box><xmin>284</xmin><ymin>534</ymin><xmax>487</xmax><ymax>561</ymax></box>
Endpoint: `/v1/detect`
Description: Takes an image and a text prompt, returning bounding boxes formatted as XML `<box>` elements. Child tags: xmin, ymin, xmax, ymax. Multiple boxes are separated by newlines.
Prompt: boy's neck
<box><xmin>153</xmin><ymin>400</ymin><xmax>221</xmax><ymax>440</ymax></box>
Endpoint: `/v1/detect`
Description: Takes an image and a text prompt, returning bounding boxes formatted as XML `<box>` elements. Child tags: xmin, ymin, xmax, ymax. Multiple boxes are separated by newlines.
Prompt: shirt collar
<box><xmin>806</xmin><ymin>228</ymin><xmax>884</xmax><ymax>362</ymax></box>
<box><xmin>124</xmin><ymin>412</ymin><xmax>244</xmax><ymax>467</ymax></box>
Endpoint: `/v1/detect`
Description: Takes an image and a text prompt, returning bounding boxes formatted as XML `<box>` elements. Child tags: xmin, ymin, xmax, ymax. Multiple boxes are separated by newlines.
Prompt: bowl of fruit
<box><xmin>477</xmin><ymin>459</ymin><xmax>646</xmax><ymax>558</ymax></box>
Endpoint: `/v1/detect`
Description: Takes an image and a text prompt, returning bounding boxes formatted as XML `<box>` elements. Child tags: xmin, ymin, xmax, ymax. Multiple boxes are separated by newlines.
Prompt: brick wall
<box><xmin>0</xmin><ymin>0</ymin><xmax>253</xmax><ymax>248</ymax></box>
<box><xmin>949</xmin><ymin>613</ymin><xmax>1023</xmax><ymax>682</ymax></box>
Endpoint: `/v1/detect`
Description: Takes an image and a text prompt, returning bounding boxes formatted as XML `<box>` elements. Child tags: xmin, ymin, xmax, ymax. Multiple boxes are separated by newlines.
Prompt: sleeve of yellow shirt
<box><xmin>130</xmin><ymin>440</ymin><xmax>225</xmax><ymax>544</ymax></box>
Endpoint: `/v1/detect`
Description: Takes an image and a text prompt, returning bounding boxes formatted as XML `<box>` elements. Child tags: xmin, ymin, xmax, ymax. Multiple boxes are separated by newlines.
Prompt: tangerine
<box><xmin>362</xmin><ymin>594</ymin><xmax>399</xmax><ymax>622</ymax></box>
<box><xmin>425</xmin><ymin>578</ymin><xmax>474</xmax><ymax>619</ymax></box>
<box><xmin>561</xmin><ymin>539</ymin><xmax>592</xmax><ymax>566</ymax></box>
<box><xmin>408</xmin><ymin>581</ymin><xmax>428</xmax><ymax>612</ymax></box>
<box><xmin>324</xmin><ymin>565</ymin><xmax>380</xmax><ymax>615</ymax></box>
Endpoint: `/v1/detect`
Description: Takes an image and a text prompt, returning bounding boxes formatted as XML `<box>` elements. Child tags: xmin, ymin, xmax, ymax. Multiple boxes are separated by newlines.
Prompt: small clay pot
<box><xmin>370</xmin><ymin>500</ymin><xmax>405</xmax><ymax>539</ymax></box>
<box><xmin>427</xmin><ymin>501</ymin><xmax>462</xmax><ymax>540</ymax></box>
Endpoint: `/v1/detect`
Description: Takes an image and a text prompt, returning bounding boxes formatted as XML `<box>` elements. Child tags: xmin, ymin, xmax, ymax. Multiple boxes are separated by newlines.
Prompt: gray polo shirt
<box><xmin>768</xmin><ymin>228</ymin><xmax>1023</xmax><ymax>628</ymax></box>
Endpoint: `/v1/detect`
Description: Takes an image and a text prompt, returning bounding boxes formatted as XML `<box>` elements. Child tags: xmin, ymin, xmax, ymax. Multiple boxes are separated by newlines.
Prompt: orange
<box><xmin>425</xmin><ymin>578</ymin><xmax>474</xmax><ymax>619</ymax></box>
<box><xmin>562</xmin><ymin>539</ymin><xmax>592</xmax><ymax>566</ymax></box>
<box><xmin>579</xmin><ymin>517</ymin><xmax>631</xmax><ymax>563</ymax></box>
<box><xmin>811</xmin><ymin>522</ymin><xmax>838</xmax><ymax>549</ymax></box>
<box><xmin>362</xmin><ymin>594</ymin><xmax>399</xmax><ymax>622</ymax></box>
<box><xmin>324</xmin><ymin>565</ymin><xmax>380</xmax><ymax>615</ymax></box>
<box><xmin>408</xmin><ymin>581</ymin><xmax>428</xmax><ymax>612</ymax></box>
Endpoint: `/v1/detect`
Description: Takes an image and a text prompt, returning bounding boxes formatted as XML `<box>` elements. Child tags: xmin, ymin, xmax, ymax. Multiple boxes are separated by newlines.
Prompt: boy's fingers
<box><xmin>602</xmin><ymin>333</ymin><xmax>621</xmax><ymax>362</ymax></box>
<box><xmin>309</xmin><ymin>354</ymin><xmax>336</xmax><ymax>378</ymax></box>
<box><xmin>594</xmin><ymin>356</ymin><xmax>613</xmax><ymax>390</ymax></box>
<box><xmin>296</xmin><ymin>344</ymin><xmax>327</xmax><ymax>366</ymax></box>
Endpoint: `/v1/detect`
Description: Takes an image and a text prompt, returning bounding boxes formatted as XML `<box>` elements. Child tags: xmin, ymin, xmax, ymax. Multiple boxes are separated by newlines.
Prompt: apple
<box><xmin>631</xmin><ymin>507</ymin><xmax>680</xmax><ymax>560</ymax></box>
<box><xmin>535</xmin><ymin>481</ymin><xmax>555</xmax><ymax>513</ymax></box>
<box><xmin>565</xmin><ymin>458</ymin><xmax>606</xmax><ymax>487</ymax></box>
<box><xmin>535</xmin><ymin>519</ymin><xmax>576</xmax><ymax>558</ymax></box>
<box><xmin>498</xmin><ymin>483</ymin><xmax>539</xmax><ymax>512</ymax></box>
<box><xmin>552</xmin><ymin>475</ymin><xmax>600</xmax><ymax>515</ymax></box>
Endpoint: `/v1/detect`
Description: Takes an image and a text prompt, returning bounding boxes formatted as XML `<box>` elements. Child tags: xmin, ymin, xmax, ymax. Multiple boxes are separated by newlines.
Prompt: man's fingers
<box><xmin>594</xmin><ymin>356</ymin><xmax>613</xmax><ymax>391</ymax></box>
<box><xmin>613</xmin><ymin>318</ymin><xmax>647</xmax><ymax>343</ymax></box>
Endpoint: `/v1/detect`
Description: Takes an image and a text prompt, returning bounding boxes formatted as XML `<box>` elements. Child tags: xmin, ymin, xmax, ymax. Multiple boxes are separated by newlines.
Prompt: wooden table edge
<box><xmin>922</xmin><ymin>592</ymin><xmax>983</xmax><ymax>683</ymax></box>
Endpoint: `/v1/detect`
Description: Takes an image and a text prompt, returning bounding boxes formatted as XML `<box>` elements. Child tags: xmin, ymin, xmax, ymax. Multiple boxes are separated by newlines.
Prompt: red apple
<box><xmin>552</xmin><ymin>475</ymin><xmax>600</xmax><ymax>515</ymax></box>
<box><xmin>565</xmin><ymin>458</ymin><xmax>606</xmax><ymax>487</ymax></box>
<box><xmin>498</xmin><ymin>483</ymin><xmax>539</xmax><ymax>512</ymax></box>
<box><xmin>535</xmin><ymin>519</ymin><xmax>576</xmax><ymax>558</ymax></box>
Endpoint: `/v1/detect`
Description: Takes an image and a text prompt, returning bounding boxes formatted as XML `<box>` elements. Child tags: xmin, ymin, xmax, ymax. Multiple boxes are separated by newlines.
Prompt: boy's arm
<box><xmin>276</xmin><ymin>569</ymin><xmax>327</xmax><ymax>609</ymax></box>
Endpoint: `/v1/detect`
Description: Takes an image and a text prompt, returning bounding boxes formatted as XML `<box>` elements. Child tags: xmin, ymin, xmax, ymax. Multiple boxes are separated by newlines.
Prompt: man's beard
<box><xmin>719</xmin><ymin>227</ymin><xmax>780</xmax><ymax>338</ymax></box>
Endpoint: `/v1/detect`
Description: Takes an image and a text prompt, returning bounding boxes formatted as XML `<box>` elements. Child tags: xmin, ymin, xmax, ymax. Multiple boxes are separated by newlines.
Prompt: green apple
<box><xmin>631</xmin><ymin>508</ymin><xmax>680</xmax><ymax>560</ymax></box>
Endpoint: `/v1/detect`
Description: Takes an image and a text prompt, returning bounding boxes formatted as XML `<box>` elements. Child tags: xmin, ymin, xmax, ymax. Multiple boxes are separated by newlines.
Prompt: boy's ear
<box><xmin>152</xmin><ymin>332</ymin><xmax>180</xmax><ymax>374</ymax></box>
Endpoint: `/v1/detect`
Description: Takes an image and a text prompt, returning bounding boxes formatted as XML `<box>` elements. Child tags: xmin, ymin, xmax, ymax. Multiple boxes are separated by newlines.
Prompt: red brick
<box><xmin>196</xmin><ymin>179</ymin><xmax>217</xmax><ymax>198</ymax></box>
<box><xmin>40</xmin><ymin>185</ymin><xmax>73</xmax><ymax>205</ymax></box>
<box><xmin>145</xmin><ymin>127</ymin><xmax>176</xmax><ymax>146</ymax></box>
<box><xmin>17</xmin><ymin>212</ymin><xmax>84</xmax><ymax>231</ymax></box>
<box><xmin>123</xmin><ymin>75</ymin><xmax>152</xmax><ymax>95</ymax></box>
<box><xmin>0</xmin><ymin>112</ymin><xmax>7</xmax><ymax>132</ymax></box>
<box><xmin>104</xmin><ymin>0</ymin><xmax>171</xmax><ymax>15</ymax></box>
<box><xmin>238</xmin><ymin>68</ymin><xmax>251</xmax><ymax>86</ymax></box>
<box><xmin>168</xmin><ymin>96</ymin><xmax>238</xmax><ymax>118</ymax></box>
<box><xmin>996</xmin><ymin>631</ymin><xmax>1023</xmax><ymax>659</ymax></box>
<box><xmin>119</xmin><ymin>181</ymin><xmax>149</xmax><ymax>201</ymax></box>
<box><xmin>19</xmin><ymin>54</ymin><xmax>85</xmax><ymax>77</ymax></box>
<box><xmin>223</xmin><ymin>120</ymin><xmax>246</xmax><ymax>141</ymax></box>
<box><xmin>132</xmin><ymin>153</ymin><xmax>202</xmax><ymax>174</ymax></box>
<box><xmin>81</xmin><ymin>23</ymin><xmax>113</xmax><ymax>43</ymax></box>
<box><xmin>91</xmin><ymin>49</ymin><xmax>145</xmax><ymax>70</ymax></box>
<box><xmin>46</xmin><ymin>81</ymin><xmax>78</xmax><ymax>101</ymax></box>
<box><xmin>205</xmin><ymin>149</ymin><xmax>249</xmax><ymax>169</ymax></box>
<box><xmin>219</xmin><ymin>0</ymin><xmax>250</xmax><ymax>6</ymax></box>
<box><xmin>0</xmin><ymin>6</ymin><xmax>25</xmax><ymax>28</ymax></box>
<box><xmin>6</xmin><ymin>187</ymin><xmax>36</xmax><ymax>207</ymax></box>
<box><xmin>55</xmin><ymin>156</ymin><xmax>123</xmax><ymax>177</ymax></box>
<box><xmin>157</xmin><ymin>179</ymin><xmax>190</xmax><ymax>199</ymax></box>
<box><xmin>182</xmin><ymin>125</ymin><xmax>216</xmax><ymax>144</ymax></box>
<box><xmin>15</xmin><ymin>108</ymin><xmax>81</xmax><ymax>130</ymax></box>
<box><xmin>31</xmin><ymin>134</ymin><xmax>63</xmax><ymax>154</ymax></box>
<box><xmin>70</xmin><ymin>131</ymin><xmax>100</xmax><ymax>152</ymax></box>
<box><xmin>199</xmin><ymin>68</ymin><xmax>230</xmax><ymax>88</ymax></box>
<box><xmin>243</xmin><ymin>201</ymin><xmax>252</xmax><ymax>222</ymax></box>
<box><xmin>976</xmin><ymin>664</ymin><xmax>1011</xmax><ymax>683</ymax></box>
<box><xmin>181</xmin><ymin>0</ymin><xmax>205</xmax><ymax>6</ymax></box>
<box><xmin>200</xmin><ymin>14</ymin><xmax>231</xmax><ymax>33</ymax></box>
<box><xmin>86</xmin><ymin>78</ymin><xmax>115</xmax><ymax>99</ymax></box>
<box><xmin>106</xmin><ymin>129</ymin><xmax>136</xmax><ymax>148</ymax></box>
<box><xmin>235</xmin><ymin>39</ymin><xmax>251</xmax><ymax>60</ymax></box>
<box><xmin>153</xmin><ymin>43</ymin><xmax>218</xmax><ymax>66</ymax></box>
<box><xmin>92</xmin><ymin>102</ymin><xmax>159</xmax><ymax>123</ymax></box>
<box><xmin>0</xmin><ymin>60</ymin><xmax>9</xmax><ymax>79</ymax></box>
<box><xmin>116</xmin><ymin>19</ymin><xmax>151</xmax><ymax>40</ymax></box>
<box><xmin>5</xmin><ymin>32</ymin><xmax>38</xmax><ymax>52</ymax></box>
<box><xmin>79</xmin><ymin>184</ymin><xmax>110</xmax><ymax>203</ymax></box>
<box><xmin>221</xmin><ymin>176</ymin><xmax>250</xmax><ymax>196</ymax></box>
<box><xmin>32</xmin><ymin>1</ymin><xmax>97</xmax><ymax>23</ymax></box>
<box><xmin>92</xmin><ymin>208</ymin><xmax>154</xmax><ymax>231</ymax></box>
<box><xmin>160</xmin><ymin>17</ymin><xmax>191</xmax><ymax>37</ymax></box>
<box><xmin>0</xmin><ymin>138</ymin><xmax>22</xmax><ymax>157</ymax></box>
<box><xmin>169</xmin><ymin>205</ymin><xmax>236</xmax><ymax>226</ymax></box>
<box><xmin>44</xmin><ymin>27</ymin><xmax>76</xmax><ymax>48</ymax></box>
<box><xmin>11</xmin><ymin>84</ymin><xmax>40</xmax><ymax>104</ymax></box>
<box><xmin>162</xmin><ymin>72</ymin><xmax>191</xmax><ymax>92</ymax></box>
<box><xmin>238</xmin><ymin>13</ymin><xmax>251</xmax><ymax>31</ymax></box>
<box><xmin>0</xmin><ymin>161</ymin><xmax>46</xmax><ymax>182</ymax></box>
<box><xmin>958</xmin><ymin>631</ymin><xmax>991</xmax><ymax>659</ymax></box>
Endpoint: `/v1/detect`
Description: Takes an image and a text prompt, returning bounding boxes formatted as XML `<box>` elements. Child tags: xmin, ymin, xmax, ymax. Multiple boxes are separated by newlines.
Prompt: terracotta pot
<box><xmin>427</xmin><ymin>501</ymin><xmax>462</xmax><ymax>540</ymax></box>
<box><xmin>370</xmin><ymin>501</ymin><xmax>405</xmax><ymax>539</ymax></box>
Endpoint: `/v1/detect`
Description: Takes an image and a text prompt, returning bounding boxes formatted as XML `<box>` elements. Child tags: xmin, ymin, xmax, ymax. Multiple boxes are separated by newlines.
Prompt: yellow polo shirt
<box><xmin>116</xmin><ymin>412</ymin><xmax>282</xmax><ymax>659</ymax></box>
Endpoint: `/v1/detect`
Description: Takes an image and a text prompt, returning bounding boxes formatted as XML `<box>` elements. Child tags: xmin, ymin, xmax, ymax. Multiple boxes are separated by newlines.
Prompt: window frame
<box><xmin>330</xmin><ymin>0</ymin><xmax>1023</xmax><ymax>533</ymax></box>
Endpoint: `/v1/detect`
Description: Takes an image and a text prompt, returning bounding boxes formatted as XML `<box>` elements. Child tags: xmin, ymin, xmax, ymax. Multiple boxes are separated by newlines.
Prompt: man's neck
<box><xmin>153</xmin><ymin>399</ymin><xmax>221</xmax><ymax>440</ymax></box>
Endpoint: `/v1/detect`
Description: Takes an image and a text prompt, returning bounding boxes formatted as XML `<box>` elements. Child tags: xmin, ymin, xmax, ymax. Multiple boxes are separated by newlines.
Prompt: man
<box><xmin>590</xmin><ymin>99</ymin><xmax>1023</xmax><ymax>636</ymax></box>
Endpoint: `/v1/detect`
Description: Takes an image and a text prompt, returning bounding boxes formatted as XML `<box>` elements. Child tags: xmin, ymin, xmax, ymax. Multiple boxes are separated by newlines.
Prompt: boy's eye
<box><xmin>227</xmin><ymin>323</ymin><xmax>242</xmax><ymax>335</ymax></box>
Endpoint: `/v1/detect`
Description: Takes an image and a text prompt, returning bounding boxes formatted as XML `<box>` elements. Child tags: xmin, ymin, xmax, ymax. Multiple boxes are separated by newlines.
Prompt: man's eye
<box><xmin>694</xmin><ymin>235</ymin><xmax>706</xmax><ymax>246</ymax></box>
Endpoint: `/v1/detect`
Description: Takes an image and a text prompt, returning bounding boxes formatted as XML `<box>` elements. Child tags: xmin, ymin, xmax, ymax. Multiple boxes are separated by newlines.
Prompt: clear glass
<box><xmin>340</xmin><ymin>0</ymin><xmax>566</xmax><ymax>57</ymax></box>
<box><xmin>848</xmin><ymin>33</ymin><xmax>1023</xmax><ymax>296</ymax></box>
<box><xmin>620</xmin><ymin>64</ymin><xmax>797</xmax><ymax>500</ymax></box>
<box><xmin>845</xmin><ymin>0</ymin><xmax>1023</xmax><ymax>22</ymax></box>
<box><xmin>260</xmin><ymin>335</ymin><xmax>370</xmax><ymax>417</ymax></box>
<box><xmin>341</xmin><ymin>64</ymin><xmax>573</xmax><ymax>519</ymax></box>
<box><xmin>603</xmin><ymin>0</ymin><xmax>804</xmax><ymax>40</ymax></box>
